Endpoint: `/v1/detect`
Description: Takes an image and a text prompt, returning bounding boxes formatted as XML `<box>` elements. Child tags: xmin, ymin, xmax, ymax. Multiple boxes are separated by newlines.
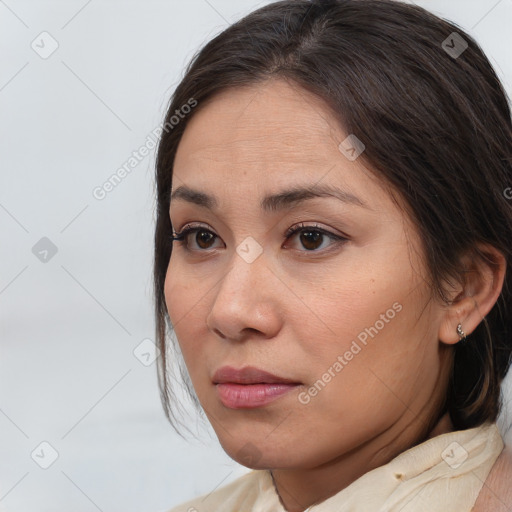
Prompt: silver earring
<box><xmin>457</xmin><ymin>323</ymin><xmax>467</xmax><ymax>342</ymax></box>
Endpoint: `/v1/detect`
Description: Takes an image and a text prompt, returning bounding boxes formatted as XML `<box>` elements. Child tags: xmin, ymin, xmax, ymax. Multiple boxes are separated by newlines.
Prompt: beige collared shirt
<box><xmin>167</xmin><ymin>421</ymin><xmax>504</xmax><ymax>512</ymax></box>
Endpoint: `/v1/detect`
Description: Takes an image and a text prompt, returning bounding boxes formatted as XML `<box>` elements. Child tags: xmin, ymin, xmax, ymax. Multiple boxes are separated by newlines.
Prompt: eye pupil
<box><xmin>300</xmin><ymin>230</ymin><xmax>322</xmax><ymax>250</ymax></box>
<box><xmin>197</xmin><ymin>230</ymin><xmax>215</xmax><ymax>248</ymax></box>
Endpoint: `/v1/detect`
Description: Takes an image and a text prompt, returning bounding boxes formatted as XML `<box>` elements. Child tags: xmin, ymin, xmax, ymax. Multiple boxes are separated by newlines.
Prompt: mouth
<box><xmin>212</xmin><ymin>366</ymin><xmax>301</xmax><ymax>409</ymax></box>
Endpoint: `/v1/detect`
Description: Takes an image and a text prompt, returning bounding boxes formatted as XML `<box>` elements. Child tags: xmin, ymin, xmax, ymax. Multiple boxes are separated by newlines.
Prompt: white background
<box><xmin>1</xmin><ymin>1</ymin><xmax>511</xmax><ymax>511</ymax></box>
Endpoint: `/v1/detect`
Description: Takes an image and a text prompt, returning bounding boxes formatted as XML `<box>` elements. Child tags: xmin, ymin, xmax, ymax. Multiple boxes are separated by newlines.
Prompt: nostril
<box><xmin>213</xmin><ymin>328</ymin><xmax>226</xmax><ymax>339</ymax></box>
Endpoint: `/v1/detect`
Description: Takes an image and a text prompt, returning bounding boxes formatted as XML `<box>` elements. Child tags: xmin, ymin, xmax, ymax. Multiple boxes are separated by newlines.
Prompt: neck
<box><xmin>270</xmin><ymin>410</ymin><xmax>454</xmax><ymax>512</ymax></box>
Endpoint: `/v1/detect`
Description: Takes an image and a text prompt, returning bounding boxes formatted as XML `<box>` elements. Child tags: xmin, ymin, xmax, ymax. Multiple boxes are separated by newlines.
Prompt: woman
<box><xmin>153</xmin><ymin>0</ymin><xmax>512</xmax><ymax>510</ymax></box>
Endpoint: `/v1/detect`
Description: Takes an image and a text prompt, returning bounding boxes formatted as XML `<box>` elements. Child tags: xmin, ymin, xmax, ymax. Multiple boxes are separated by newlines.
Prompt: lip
<box><xmin>212</xmin><ymin>366</ymin><xmax>301</xmax><ymax>409</ymax></box>
<box><xmin>213</xmin><ymin>365</ymin><xmax>300</xmax><ymax>385</ymax></box>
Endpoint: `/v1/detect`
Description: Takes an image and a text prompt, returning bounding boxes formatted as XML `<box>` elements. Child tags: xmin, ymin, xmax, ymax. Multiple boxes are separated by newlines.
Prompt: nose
<box><xmin>205</xmin><ymin>250</ymin><xmax>282</xmax><ymax>342</ymax></box>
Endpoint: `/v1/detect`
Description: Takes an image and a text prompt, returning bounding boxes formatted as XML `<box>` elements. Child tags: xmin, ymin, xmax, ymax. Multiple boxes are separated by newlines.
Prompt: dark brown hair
<box><xmin>154</xmin><ymin>0</ymin><xmax>512</xmax><ymax>436</ymax></box>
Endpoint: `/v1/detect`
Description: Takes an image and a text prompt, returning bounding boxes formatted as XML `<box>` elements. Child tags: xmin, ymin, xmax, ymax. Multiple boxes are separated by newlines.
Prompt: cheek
<box><xmin>296</xmin><ymin>249</ymin><xmax>431</xmax><ymax>386</ymax></box>
<box><xmin>305</xmin><ymin>283</ymin><xmax>435</xmax><ymax>421</ymax></box>
<box><xmin>164</xmin><ymin>256</ymin><xmax>201</xmax><ymax>323</ymax></box>
<box><xmin>164</xmin><ymin>265</ymin><xmax>195</xmax><ymax>347</ymax></box>
<box><xmin>163</xmin><ymin>262</ymin><xmax>211</xmax><ymax>374</ymax></box>
<box><xmin>163</xmin><ymin>264</ymin><xmax>180</xmax><ymax>324</ymax></box>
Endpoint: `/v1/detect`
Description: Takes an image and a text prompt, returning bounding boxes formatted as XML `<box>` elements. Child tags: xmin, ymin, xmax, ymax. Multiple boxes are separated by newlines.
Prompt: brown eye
<box><xmin>299</xmin><ymin>230</ymin><xmax>323</xmax><ymax>250</ymax></box>
<box><xmin>284</xmin><ymin>223</ymin><xmax>348</xmax><ymax>253</ymax></box>
<box><xmin>171</xmin><ymin>226</ymin><xmax>222</xmax><ymax>251</ymax></box>
<box><xmin>196</xmin><ymin>230</ymin><xmax>216</xmax><ymax>249</ymax></box>
<box><xmin>172</xmin><ymin>223</ymin><xmax>347</xmax><ymax>254</ymax></box>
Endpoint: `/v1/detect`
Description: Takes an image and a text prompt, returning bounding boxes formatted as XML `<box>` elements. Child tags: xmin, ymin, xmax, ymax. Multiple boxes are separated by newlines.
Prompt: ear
<box><xmin>438</xmin><ymin>244</ymin><xmax>506</xmax><ymax>345</ymax></box>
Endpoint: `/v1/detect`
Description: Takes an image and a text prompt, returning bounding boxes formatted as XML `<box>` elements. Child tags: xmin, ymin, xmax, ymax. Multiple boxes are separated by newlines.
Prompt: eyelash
<box><xmin>170</xmin><ymin>222</ymin><xmax>348</xmax><ymax>254</ymax></box>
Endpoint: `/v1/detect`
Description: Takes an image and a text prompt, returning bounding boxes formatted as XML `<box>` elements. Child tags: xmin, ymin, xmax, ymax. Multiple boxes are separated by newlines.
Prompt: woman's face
<box><xmin>165</xmin><ymin>79</ymin><xmax>452</xmax><ymax>470</ymax></box>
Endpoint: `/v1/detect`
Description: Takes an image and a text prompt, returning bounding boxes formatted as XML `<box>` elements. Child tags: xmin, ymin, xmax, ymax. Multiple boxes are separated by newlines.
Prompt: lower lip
<box><xmin>215</xmin><ymin>383</ymin><xmax>300</xmax><ymax>409</ymax></box>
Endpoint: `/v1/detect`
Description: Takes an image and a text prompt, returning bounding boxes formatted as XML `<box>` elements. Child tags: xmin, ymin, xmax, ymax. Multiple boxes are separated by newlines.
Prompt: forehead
<box><xmin>171</xmin><ymin>79</ymin><xmax>398</xmax><ymax>218</ymax></box>
<box><xmin>175</xmin><ymin>79</ymin><xmax>344</xmax><ymax>169</ymax></box>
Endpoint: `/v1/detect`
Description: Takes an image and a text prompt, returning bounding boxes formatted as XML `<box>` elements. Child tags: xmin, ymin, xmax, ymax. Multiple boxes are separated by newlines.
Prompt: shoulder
<box><xmin>165</xmin><ymin>470</ymin><xmax>264</xmax><ymax>512</ymax></box>
<box><xmin>472</xmin><ymin>443</ymin><xmax>512</xmax><ymax>512</ymax></box>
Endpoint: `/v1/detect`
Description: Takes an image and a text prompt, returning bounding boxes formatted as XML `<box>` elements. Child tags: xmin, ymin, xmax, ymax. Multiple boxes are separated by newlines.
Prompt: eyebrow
<box><xmin>170</xmin><ymin>184</ymin><xmax>369</xmax><ymax>212</ymax></box>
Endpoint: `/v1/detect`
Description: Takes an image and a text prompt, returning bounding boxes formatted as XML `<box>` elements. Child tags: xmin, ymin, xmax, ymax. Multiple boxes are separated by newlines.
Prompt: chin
<box><xmin>218</xmin><ymin>437</ymin><xmax>305</xmax><ymax>469</ymax></box>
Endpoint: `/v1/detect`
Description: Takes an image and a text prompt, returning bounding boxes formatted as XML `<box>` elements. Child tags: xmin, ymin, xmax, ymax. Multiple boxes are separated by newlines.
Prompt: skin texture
<box><xmin>473</xmin><ymin>443</ymin><xmax>512</xmax><ymax>512</ymax></box>
<box><xmin>164</xmin><ymin>79</ymin><xmax>506</xmax><ymax>512</ymax></box>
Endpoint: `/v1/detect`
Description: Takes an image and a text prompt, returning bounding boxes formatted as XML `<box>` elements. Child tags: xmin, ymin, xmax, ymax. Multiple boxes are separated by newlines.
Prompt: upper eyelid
<box><xmin>172</xmin><ymin>223</ymin><xmax>347</xmax><ymax>246</ymax></box>
<box><xmin>285</xmin><ymin>222</ymin><xmax>341</xmax><ymax>236</ymax></box>
<box><xmin>171</xmin><ymin>225</ymin><xmax>347</xmax><ymax>257</ymax></box>
<box><xmin>172</xmin><ymin>222</ymin><xmax>341</xmax><ymax>236</ymax></box>
<box><xmin>172</xmin><ymin>222</ymin><xmax>219</xmax><ymax>239</ymax></box>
